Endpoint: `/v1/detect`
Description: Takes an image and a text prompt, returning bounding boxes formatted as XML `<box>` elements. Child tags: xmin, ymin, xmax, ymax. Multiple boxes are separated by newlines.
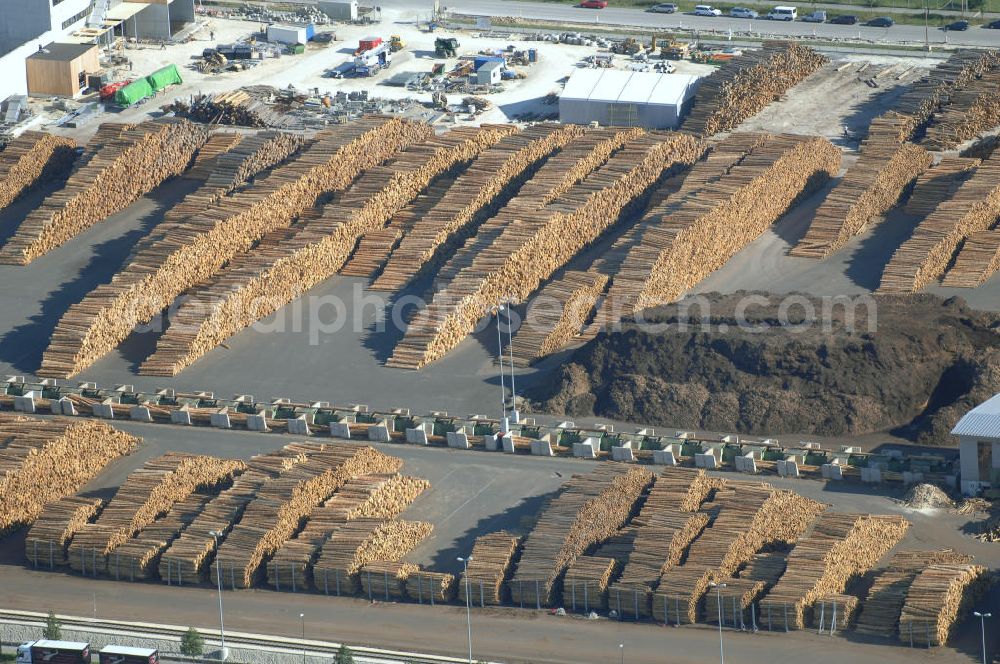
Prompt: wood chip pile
<box><xmin>390</xmin><ymin>131</ymin><xmax>700</xmax><ymax>369</ymax></box>
<box><xmin>878</xmin><ymin>153</ymin><xmax>1000</xmax><ymax>293</ymax></box>
<box><xmin>897</xmin><ymin>563</ymin><xmax>990</xmax><ymax>646</ymax></box>
<box><xmin>854</xmin><ymin>549</ymin><xmax>972</xmax><ymax>638</ymax></box>
<box><xmin>0</xmin><ymin>416</ymin><xmax>139</xmax><ymax>534</ymax></box>
<box><xmin>0</xmin><ymin>118</ymin><xmax>208</xmax><ymax>265</ymax></box>
<box><xmin>703</xmin><ymin>577</ymin><xmax>766</xmax><ymax>627</ymax></box>
<box><xmin>65</xmin><ymin>452</ymin><xmax>243</xmax><ymax>575</ymax></box>
<box><xmin>563</xmin><ymin>556</ymin><xmax>617</xmax><ymax>611</ymax></box>
<box><xmin>371</xmin><ymin>124</ymin><xmax>580</xmax><ymax>292</ymax></box>
<box><xmin>940</xmin><ymin>229</ymin><xmax>1000</xmax><ymax>288</ymax></box>
<box><xmin>25</xmin><ymin>496</ymin><xmax>103</xmax><ymax>568</ymax></box>
<box><xmin>923</xmin><ymin>72</ymin><xmax>1000</xmax><ymax>150</ymax></box>
<box><xmin>0</xmin><ymin>130</ymin><xmax>77</xmax><ymax>210</ymax></box>
<box><xmin>902</xmin><ymin>156</ymin><xmax>980</xmax><ymax>218</ymax></box>
<box><xmin>39</xmin><ymin>116</ymin><xmax>424</xmax><ymax>379</ymax></box>
<box><xmin>809</xmin><ymin>593</ymin><xmax>859</xmax><ymax>631</ymax></box>
<box><xmin>510</xmin><ymin>464</ymin><xmax>653</xmax><ymax>607</ymax></box>
<box><xmin>139</xmin><ymin>125</ymin><xmax>512</xmax><ymax>376</ymax></box>
<box><xmin>407</xmin><ymin>570</ymin><xmax>458</xmax><ymax>603</ymax></box>
<box><xmin>460</xmin><ymin>531</ymin><xmax>522</xmax><ymax>606</ymax></box>
<box><xmin>759</xmin><ymin>513</ymin><xmax>910</xmax><ymax>630</ymax></box>
<box><xmin>682</xmin><ymin>41</ymin><xmax>827</xmax><ymax>137</ymax></box>
<box><xmin>359</xmin><ymin>560</ymin><xmax>420</xmax><ymax>600</ymax></box>
<box><xmin>212</xmin><ymin>444</ymin><xmax>401</xmax><ymax>589</ymax></box>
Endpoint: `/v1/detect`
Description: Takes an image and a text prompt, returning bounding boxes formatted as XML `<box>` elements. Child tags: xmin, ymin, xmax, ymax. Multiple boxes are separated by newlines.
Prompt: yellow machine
<box><xmin>654</xmin><ymin>36</ymin><xmax>690</xmax><ymax>60</ymax></box>
<box><xmin>390</xmin><ymin>35</ymin><xmax>405</xmax><ymax>52</ymax></box>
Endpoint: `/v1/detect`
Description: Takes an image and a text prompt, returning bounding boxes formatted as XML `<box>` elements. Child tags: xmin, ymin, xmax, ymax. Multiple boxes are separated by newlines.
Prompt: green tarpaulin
<box><xmin>114</xmin><ymin>77</ymin><xmax>153</xmax><ymax>106</ymax></box>
<box><xmin>146</xmin><ymin>64</ymin><xmax>182</xmax><ymax>92</ymax></box>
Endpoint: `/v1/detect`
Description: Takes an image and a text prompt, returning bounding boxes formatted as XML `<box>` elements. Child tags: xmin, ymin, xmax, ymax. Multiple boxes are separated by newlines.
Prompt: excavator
<box><xmin>651</xmin><ymin>34</ymin><xmax>690</xmax><ymax>60</ymax></box>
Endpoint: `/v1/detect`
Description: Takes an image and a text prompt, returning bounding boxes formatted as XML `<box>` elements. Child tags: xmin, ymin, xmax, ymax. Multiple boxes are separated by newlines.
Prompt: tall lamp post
<box><xmin>502</xmin><ymin>302</ymin><xmax>518</xmax><ymax>423</ymax></box>
<box><xmin>208</xmin><ymin>531</ymin><xmax>227</xmax><ymax>661</ymax></box>
<box><xmin>709</xmin><ymin>581</ymin><xmax>727</xmax><ymax>664</ymax></box>
<box><xmin>457</xmin><ymin>556</ymin><xmax>474</xmax><ymax>664</ymax></box>
<box><xmin>494</xmin><ymin>309</ymin><xmax>508</xmax><ymax>429</ymax></box>
<box><xmin>973</xmin><ymin>611</ymin><xmax>991</xmax><ymax>664</ymax></box>
<box><xmin>300</xmin><ymin>612</ymin><xmax>306</xmax><ymax>664</ymax></box>
<box><xmin>619</xmin><ymin>642</ymin><xmax>624</xmax><ymax>664</ymax></box>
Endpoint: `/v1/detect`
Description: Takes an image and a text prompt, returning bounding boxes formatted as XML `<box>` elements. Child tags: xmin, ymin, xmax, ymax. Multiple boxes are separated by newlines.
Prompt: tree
<box><xmin>42</xmin><ymin>611</ymin><xmax>61</xmax><ymax>640</ymax></box>
<box><xmin>180</xmin><ymin>627</ymin><xmax>205</xmax><ymax>657</ymax></box>
<box><xmin>334</xmin><ymin>645</ymin><xmax>354</xmax><ymax>664</ymax></box>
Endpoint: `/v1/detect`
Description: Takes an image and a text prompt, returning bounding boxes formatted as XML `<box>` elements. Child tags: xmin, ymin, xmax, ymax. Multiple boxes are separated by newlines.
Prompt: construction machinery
<box><xmin>654</xmin><ymin>35</ymin><xmax>690</xmax><ymax>60</ymax></box>
<box><xmin>610</xmin><ymin>37</ymin><xmax>643</xmax><ymax>55</ymax></box>
<box><xmin>435</xmin><ymin>37</ymin><xmax>460</xmax><ymax>57</ymax></box>
<box><xmin>390</xmin><ymin>35</ymin><xmax>405</xmax><ymax>52</ymax></box>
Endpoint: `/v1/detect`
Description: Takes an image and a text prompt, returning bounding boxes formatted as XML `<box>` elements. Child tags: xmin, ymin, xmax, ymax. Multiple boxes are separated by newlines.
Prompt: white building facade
<box><xmin>952</xmin><ymin>393</ymin><xmax>1000</xmax><ymax>495</ymax></box>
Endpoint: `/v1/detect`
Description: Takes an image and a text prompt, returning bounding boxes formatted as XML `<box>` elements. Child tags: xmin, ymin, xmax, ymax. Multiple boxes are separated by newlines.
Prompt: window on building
<box><xmin>61</xmin><ymin>2</ymin><xmax>94</xmax><ymax>29</ymax></box>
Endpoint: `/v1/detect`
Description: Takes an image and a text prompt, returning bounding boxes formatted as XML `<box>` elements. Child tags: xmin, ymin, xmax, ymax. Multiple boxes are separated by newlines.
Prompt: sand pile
<box><xmin>901</xmin><ymin>484</ymin><xmax>955</xmax><ymax>510</ymax></box>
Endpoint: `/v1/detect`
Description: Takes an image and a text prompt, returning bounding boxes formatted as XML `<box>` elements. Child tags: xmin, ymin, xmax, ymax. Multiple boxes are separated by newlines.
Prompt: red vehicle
<box><xmin>579</xmin><ymin>0</ymin><xmax>608</xmax><ymax>7</ymax></box>
<box><xmin>99</xmin><ymin>80</ymin><xmax>131</xmax><ymax>101</ymax></box>
<box><xmin>355</xmin><ymin>36</ymin><xmax>382</xmax><ymax>54</ymax></box>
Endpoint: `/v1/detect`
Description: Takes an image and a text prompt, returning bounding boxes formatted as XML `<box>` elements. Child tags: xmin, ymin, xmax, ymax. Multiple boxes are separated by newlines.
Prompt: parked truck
<box><xmin>353</xmin><ymin>41</ymin><xmax>392</xmax><ymax>76</ymax></box>
<box><xmin>98</xmin><ymin>645</ymin><xmax>160</xmax><ymax>664</ymax></box>
<box><xmin>17</xmin><ymin>640</ymin><xmax>90</xmax><ymax>664</ymax></box>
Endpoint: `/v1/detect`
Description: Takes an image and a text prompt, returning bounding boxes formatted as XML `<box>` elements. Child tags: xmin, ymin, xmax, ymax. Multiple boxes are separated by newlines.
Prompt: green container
<box><xmin>288</xmin><ymin>43</ymin><xmax>305</xmax><ymax>54</ymax></box>
<box><xmin>146</xmin><ymin>64</ymin><xmax>182</xmax><ymax>92</ymax></box>
<box><xmin>114</xmin><ymin>77</ymin><xmax>154</xmax><ymax>105</ymax></box>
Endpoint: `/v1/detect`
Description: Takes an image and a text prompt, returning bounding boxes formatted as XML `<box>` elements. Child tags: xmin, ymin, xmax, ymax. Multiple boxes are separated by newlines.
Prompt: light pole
<box><xmin>709</xmin><ymin>581</ymin><xmax>727</xmax><ymax>664</ymax></box>
<box><xmin>502</xmin><ymin>302</ymin><xmax>519</xmax><ymax>424</ymax></box>
<box><xmin>457</xmin><ymin>556</ymin><xmax>473</xmax><ymax>664</ymax></box>
<box><xmin>300</xmin><ymin>612</ymin><xmax>306</xmax><ymax>664</ymax></box>
<box><xmin>973</xmin><ymin>611</ymin><xmax>991</xmax><ymax>664</ymax></box>
<box><xmin>208</xmin><ymin>531</ymin><xmax>227</xmax><ymax>661</ymax></box>
<box><xmin>495</xmin><ymin>309</ymin><xmax>508</xmax><ymax>429</ymax></box>
<box><xmin>619</xmin><ymin>642</ymin><xmax>624</xmax><ymax>664</ymax></box>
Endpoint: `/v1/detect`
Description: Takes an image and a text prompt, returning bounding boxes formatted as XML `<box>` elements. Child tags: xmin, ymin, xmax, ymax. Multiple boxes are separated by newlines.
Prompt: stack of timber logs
<box><xmin>759</xmin><ymin>513</ymin><xmax>910</xmax><ymax>630</ymax></box>
<box><xmin>510</xmin><ymin>464</ymin><xmax>653</xmax><ymax>608</ymax></box>
<box><xmin>923</xmin><ymin>72</ymin><xmax>1000</xmax><ymax>150</ymax></box>
<box><xmin>855</xmin><ymin>549</ymin><xmax>974</xmax><ymax>639</ymax></box>
<box><xmin>66</xmin><ymin>453</ymin><xmax>244</xmax><ymax>575</ymax></box>
<box><xmin>338</xmin><ymin>227</ymin><xmax>404</xmax><ymax>277</ymax></box>
<box><xmin>187</xmin><ymin>90</ymin><xmax>293</xmax><ymax>128</ymax></box>
<box><xmin>0</xmin><ymin>118</ymin><xmax>208</xmax><ymax>265</ymax></box>
<box><xmin>0</xmin><ymin>416</ymin><xmax>139</xmax><ymax>533</ymax></box>
<box><xmin>809</xmin><ymin>594</ymin><xmax>859</xmax><ymax>632</ymax></box>
<box><xmin>407</xmin><ymin>570</ymin><xmax>458</xmax><ymax>603</ymax></box>
<box><xmin>460</xmin><ymin>531</ymin><xmax>522</xmax><ymax>606</ymax></box>
<box><xmin>39</xmin><ymin>116</ymin><xmax>426</xmax><ymax>379</ymax></box>
<box><xmin>25</xmin><ymin>496</ymin><xmax>103</xmax><ymax>568</ymax></box>
<box><xmin>703</xmin><ymin>577</ymin><xmax>766</xmax><ymax>628</ymax></box>
<box><xmin>940</xmin><ymin>229</ymin><xmax>1000</xmax><ymax>287</ymax></box>
<box><xmin>879</xmin><ymin>154</ymin><xmax>1000</xmax><ymax>292</ymax></box>
<box><xmin>682</xmin><ymin>42</ymin><xmax>826</xmax><ymax>137</ymax></box>
<box><xmin>371</xmin><ymin>124</ymin><xmax>581</xmax><ymax>292</ymax></box>
<box><xmin>739</xmin><ymin>551</ymin><xmax>788</xmax><ymax>586</ymax></box>
<box><xmin>897</xmin><ymin>563</ymin><xmax>990</xmax><ymax>647</ymax></box>
<box><xmin>389</xmin><ymin>131</ymin><xmax>700</xmax><ymax>369</ymax></box>
<box><xmin>791</xmin><ymin>127</ymin><xmax>931</xmax><ymax>259</ymax></box>
<box><xmin>183</xmin><ymin>131</ymin><xmax>245</xmax><ymax>179</ymax></box>
<box><xmin>212</xmin><ymin>444</ymin><xmax>400</xmax><ymax>589</ymax></box>
<box><xmin>359</xmin><ymin>560</ymin><xmax>419</xmax><ymax>600</ymax></box>
<box><xmin>312</xmin><ymin>518</ymin><xmax>433</xmax><ymax>595</ymax></box>
<box><xmin>0</xmin><ymin>131</ymin><xmax>77</xmax><ymax>210</ymax></box>
<box><xmin>563</xmin><ymin>556</ymin><xmax>617</xmax><ymax>612</ymax></box>
<box><xmin>902</xmin><ymin>156</ymin><xmax>980</xmax><ymax>218</ymax></box>
<box><xmin>138</xmin><ymin>125</ymin><xmax>513</xmax><ymax>376</ymax></box>
<box><xmin>962</xmin><ymin>135</ymin><xmax>1000</xmax><ymax>160</ymax></box>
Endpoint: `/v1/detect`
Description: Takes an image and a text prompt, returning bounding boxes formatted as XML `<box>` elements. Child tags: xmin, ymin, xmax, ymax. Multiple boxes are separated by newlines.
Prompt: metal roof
<box><xmin>560</xmin><ymin>68</ymin><xmax>603</xmax><ymax>101</ymax></box>
<box><xmin>648</xmin><ymin>74</ymin><xmax>699</xmax><ymax>106</ymax></box>
<box><xmin>27</xmin><ymin>42</ymin><xmax>96</xmax><ymax>62</ymax></box>
<box><xmin>560</xmin><ymin>69</ymin><xmax>698</xmax><ymax>107</ymax></box>
<box><xmin>951</xmin><ymin>393</ymin><xmax>1000</xmax><ymax>439</ymax></box>
<box><xmin>99</xmin><ymin>646</ymin><xmax>158</xmax><ymax>656</ymax></box>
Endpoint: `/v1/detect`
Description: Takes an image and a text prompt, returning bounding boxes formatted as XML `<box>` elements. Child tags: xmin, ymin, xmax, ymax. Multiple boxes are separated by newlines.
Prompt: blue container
<box><xmin>528</xmin><ymin>48</ymin><xmax>537</xmax><ymax>62</ymax></box>
<box><xmin>305</xmin><ymin>23</ymin><xmax>316</xmax><ymax>41</ymax></box>
<box><xmin>473</xmin><ymin>55</ymin><xmax>504</xmax><ymax>70</ymax></box>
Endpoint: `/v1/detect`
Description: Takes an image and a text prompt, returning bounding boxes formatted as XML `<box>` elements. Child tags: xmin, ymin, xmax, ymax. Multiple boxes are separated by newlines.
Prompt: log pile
<box><xmin>940</xmin><ymin>229</ymin><xmax>1000</xmax><ymax>288</ymax></box>
<box><xmin>389</xmin><ymin>131</ymin><xmax>700</xmax><ymax>369</ymax></box>
<box><xmin>186</xmin><ymin>90</ymin><xmax>292</xmax><ymax>128</ymax></box>
<box><xmin>703</xmin><ymin>577</ymin><xmax>766</xmax><ymax>627</ymax></box>
<box><xmin>878</xmin><ymin>154</ymin><xmax>1000</xmax><ymax>293</ymax></box>
<box><xmin>183</xmin><ymin>131</ymin><xmax>245</xmax><ymax>180</ymax></box>
<box><xmin>923</xmin><ymin>72</ymin><xmax>1000</xmax><ymax>150</ymax></box>
<box><xmin>790</xmin><ymin>137</ymin><xmax>931</xmax><ymax>259</ymax></box>
<box><xmin>739</xmin><ymin>551</ymin><xmax>788</xmax><ymax>586</ymax></box>
<box><xmin>25</xmin><ymin>496</ymin><xmax>103</xmax><ymax>568</ymax></box>
<box><xmin>371</xmin><ymin>124</ymin><xmax>580</xmax><ymax>292</ymax></box>
<box><xmin>359</xmin><ymin>560</ymin><xmax>419</xmax><ymax>600</ymax></box>
<box><xmin>407</xmin><ymin>570</ymin><xmax>458</xmax><ymax>603</ymax></box>
<box><xmin>0</xmin><ymin>118</ymin><xmax>208</xmax><ymax>265</ymax></box>
<box><xmin>338</xmin><ymin>227</ymin><xmax>403</xmax><ymax>277</ymax></box>
<box><xmin>138</xmin><ymin>125</ymin><xmax>513</xmax><ymax>376</ymax></box>
<box><xmin>510</xmin><ymin>464</ymin><xmax>653</xmax><ymax>607</ymax></box>
<box><xmin>563</xmin><ymin>556</ymin><xmax>617</xmax><ymax>612</ymax></box>
<box><xmin>0</xmin><ymin>416</ymin><xmax>139</xmax><ymax>534</ymax></box>
<box><xmin>855</xmin><ymin>549</ymin><xmax>974</xmax><ymax>639</ymax></box>
<box><xmin>902</xmin><ymin>156</ymin><xmax>979</xmax><ymax>218</ymax></box>
<box><xmin>212</xmin><ymin>444</ymin><xmax>401</xmax><ymax>589</ymax></box>
<box><xmin>460</xmin><ymin>531</ymin><xmax>522</xmax><ymax>606</ymax></box>
<box><xmin>40</xmin><ymin>116</ymin><xmax>425</xmax><ymax>378</ymax></box>
<box><xmin>759</xmin><ymin>513</ymin><xmax>909</xmax><ymax>630</ymax></box>
<box><xmin>66</xmin><ymin>452</ymin><xmax>244</xmax><ymax>575</ymax></box>
<box><xmin>312</xmin><ymin>518</ymin><xmax>433</xmax><ymax>595</ymax></box>
<box><xmin>682</xmin><ymin>42</ymin><xmax>827</xmax><ymax>137</ymax></box>
<box><xmin>0</xmin><ymin>131</ymin><xmax>77</xmax><ymax>210</ymax></box>
<box><xmin>809</xmin><ymin>594</ymin><xmax>859</xmax><ymax>631</ymax></box>
<box><xmin>897</xmin><ymin>563</ymin><xmax>990</xmax><ymax>646</ymax></box>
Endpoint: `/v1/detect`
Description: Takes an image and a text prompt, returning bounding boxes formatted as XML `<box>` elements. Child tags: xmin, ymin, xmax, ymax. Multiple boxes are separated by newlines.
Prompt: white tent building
<box><xmin>952</xmin><ymin>393</ymin><xmax>1000</xmax><ymax>495</ymax></box>
<box><xmin>559</xmin><ymin>69</ymin><xmax>700</xmax><ymax>130</ymax></box>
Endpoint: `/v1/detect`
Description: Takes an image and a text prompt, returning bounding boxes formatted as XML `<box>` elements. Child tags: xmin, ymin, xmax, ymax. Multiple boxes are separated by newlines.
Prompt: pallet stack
<box><xmin>39</xmin><ymin>116</ymin><xmax>425</xmax><ymax>379</ymax></box>
<box><xmin>563</xmin><ymin>556</ymin><xmax>617</xmax><ymax>612</ymax></box>
<box><xmin>212</xmin><ymin>444</ymin><xmax>401</xmax><ymax>589</ymax></box>
<box><xmin>682</xmin><ymin>42</ymin><xmax>827</xmax><ymax>137</ymax></box>
<box><xmin>0</xmin><ymin>131</ymin><xmax>77</xmax><ymax>210</ymax></box>
<box><xmin>878</xmin><ymin>154</ymin><xmax>1000</xmax><ymax>293</ymax></box>
<box><xmin>509</xmin><ymin>464</ymin><xmax>653</xmax><ymax>608</ymax></box>
<box><xmin>0</xmin><ymin>118</ymin><xmax>208</xmax><ymax>265</ymax></box>
<box><xmin>897</xmin><ymin>563</ymin><xmax>990</xmax><ymax>647</ymax></box>
<box><xmin>24</xmin><ymin>496</ymin><xmax>103</xmax><ymax>568</ymax></box>
<box><xmin>902</xmin><ymin>156</ymin><xmax>980</xmax><ymax>218</ymax></box>
<box><xmin>940</xmin><ymin>229</ymin><xmax>1000</xmax><ymax>288</ymax></box>
<box><xmin>370</xmin><ymin>124</ymin><xmax>581</xmax><ymax>292</ymax></box>
<box><xmin>138</xmin><ymin>125</ymin><xmax>513</xmax><ymax>376</ymax></box>
<box><xmin>0</xmin><ymin>416</ymin><xmax>139</xmax><ymax>534</ymax></box>
<box><xmin>459</xmin><ymin>531</ymin><xmax>522</xmax><ymax>606</ymax></box>
<box><xmin>759</xmin><ymin>513</ymin><xmax>910</xmax><ymax>630</ymax></box>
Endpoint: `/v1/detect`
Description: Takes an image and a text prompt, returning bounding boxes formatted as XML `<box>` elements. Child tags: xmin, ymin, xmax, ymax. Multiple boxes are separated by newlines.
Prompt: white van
<box><xmin>768</xmin><ymin>5</ymin><xmax>798</xmax><ymax>20</ymax></box>
<box><xmin>695</xmin><ymin>4</ymin><xmax>723</xmax><ymax>15</ymax></box>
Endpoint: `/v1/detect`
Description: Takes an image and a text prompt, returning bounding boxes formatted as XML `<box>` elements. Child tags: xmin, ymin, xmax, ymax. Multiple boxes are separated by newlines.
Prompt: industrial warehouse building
<box><xmin>559</xmin><ymin>69</ymin><xmax>701</xmax><ymax>129</ymax></box>
<box><xmin>953</xmin><ymin>393</ymin><xmax>1000</xmax><ymax>495</ymax></box>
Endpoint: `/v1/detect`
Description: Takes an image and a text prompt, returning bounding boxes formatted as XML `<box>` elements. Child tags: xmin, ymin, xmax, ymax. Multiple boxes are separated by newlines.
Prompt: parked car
<box><xmin>986</xmin><ymin>19</ymin><xmax>1000</xmax><ymax>28</ymax></box>
<box><xmin>801</xmin><ymin>10</ymin><xmax>827</xmax><ymax>22</ymax></box>
<box><xmin>829</xmin><ymin>14</ymin><xmax>858</xmax><ymax>24</ymax></box>
<box><xmin>694</xmin><ymin>4</ymin><xmax>723</xmax><ymax>16</ymax></box>
<box><xmin>579</xmin><ymin>0</ymin><xmax>608</xmax><ymax>7</ymax></box>
<box><xmin>730</xmin><ymin>7</ymin><xmax>759</xmax><ymax>18</ymax></box>
<box><xmin>943</xmin><ymin>20</ymin><xmax>970</xmax><ymax>30</ymax></box>
<box><xmin>648</xmin><ymin>3</ymin><xmax>679</xmax><ymax>12</ymax></box>
<box><xmin>866</xmin><ymin>16</ymin><xmax>894</xmax><ymax>27</ymax></box>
